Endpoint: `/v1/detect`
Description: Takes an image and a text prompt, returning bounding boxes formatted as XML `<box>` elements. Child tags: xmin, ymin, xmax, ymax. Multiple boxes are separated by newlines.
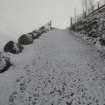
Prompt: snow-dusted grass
<box><xmin>0</xmin><ymin>29</ymin><xmax>105</xmax><ymax>105</ymax></box>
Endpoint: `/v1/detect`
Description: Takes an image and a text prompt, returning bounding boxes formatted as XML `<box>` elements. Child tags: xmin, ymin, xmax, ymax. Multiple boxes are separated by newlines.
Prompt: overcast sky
<box><xmin>0</xmin><ymin>0</ymin><xmax>100</xmax><ymax>39</ymax></box>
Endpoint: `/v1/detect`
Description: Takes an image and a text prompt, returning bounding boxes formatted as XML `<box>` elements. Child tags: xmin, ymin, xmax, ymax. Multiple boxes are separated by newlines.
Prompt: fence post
<box><xmin>98</xmin><ymin>2</ymin><xmax>99</xmax><ymax>9</ymax></box>
<box><xmin>49</xmin><ymin>20</ymin><xmax>52</xmax><ymax>29</ymax></box>
<box><xmin>70</xmin><ymin>17</ymin><xmax>73</xmax><ymax>27</ymax></box>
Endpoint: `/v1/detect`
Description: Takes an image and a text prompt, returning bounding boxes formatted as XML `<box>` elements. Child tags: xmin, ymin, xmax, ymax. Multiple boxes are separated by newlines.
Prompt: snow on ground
<box><xmin>0</xmin><ymin>29</ymin><xmax>105</xmax><ymax>105</ymax></box>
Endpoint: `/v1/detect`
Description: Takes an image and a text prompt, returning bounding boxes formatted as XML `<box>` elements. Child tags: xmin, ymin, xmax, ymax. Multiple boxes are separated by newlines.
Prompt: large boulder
<box><xmin>39</xmin><ymin>26</ymin><xmax>46</xmax><ymax>34</ymax></box>
<box><xmin>17</xmin><ymin>43</ymin><xmax>24</xmax><ymax>52</ymax></box>
<box><xmin>28</xmin><ymin>31</ymin><xmax>38</xmax><ymax>40</ymax></box>
<box><xmin>0</xmin><ymin>52</ymin><xmax>12</xmax><ymax>73</ymax></box>
<box><xmin>4</xmin><ymin>41</ymin><xmax>23</xmax><ymax>54</ymax></box>
<box><xmin>31</xmin><ymin>30</ymin><xmax>41</xmax><ymax>39</ymax></box>
<box><xmin>18</xmin><ymin>34</ymin><xmax>33</xmax><ymax>45</ymax></box>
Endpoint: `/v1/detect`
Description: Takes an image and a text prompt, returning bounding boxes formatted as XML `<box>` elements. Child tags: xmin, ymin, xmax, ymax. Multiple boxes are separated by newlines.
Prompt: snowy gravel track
<box><xmin>0</xmin><ymin>29</ymin><xmax>105</xmax><ymax>105</ymax></box>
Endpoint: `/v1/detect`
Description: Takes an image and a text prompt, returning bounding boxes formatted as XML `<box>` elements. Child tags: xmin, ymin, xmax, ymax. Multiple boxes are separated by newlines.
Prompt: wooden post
<box><xmin>70</xmin><ymin>17</ymin><xmax>73</xmax><ymax>27</ymax></box>
<box><xmin>74</xmin><ymin>8</ymin><xmax>77</xmax><ymax>24</ymax></box>
<box><xmin>49</xmin><ymin>20</ymin><xmax>52</xmax><ymax>29</ymax></box>
<box><xmin>98</xmin><ymin>2</ymin><xmax>99</xmax><ymax>9</ymax></box>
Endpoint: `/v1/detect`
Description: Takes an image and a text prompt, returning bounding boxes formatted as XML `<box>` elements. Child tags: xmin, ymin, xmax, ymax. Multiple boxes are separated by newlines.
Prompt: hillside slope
<box><xmin>0</xmin><ymin>29</ymin><xmax>105</xmax><ymax>105</ymax></box>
